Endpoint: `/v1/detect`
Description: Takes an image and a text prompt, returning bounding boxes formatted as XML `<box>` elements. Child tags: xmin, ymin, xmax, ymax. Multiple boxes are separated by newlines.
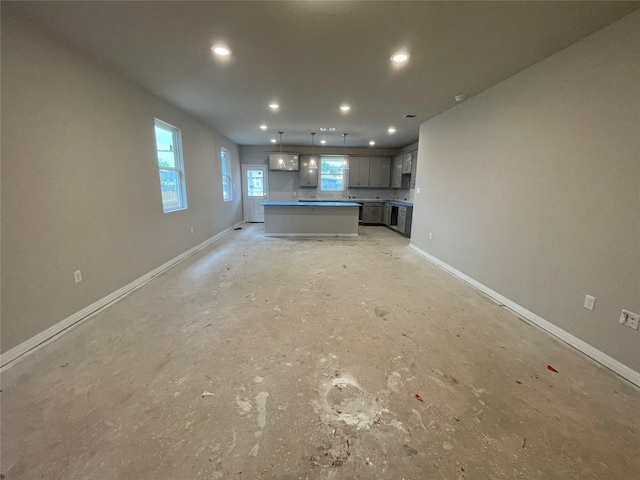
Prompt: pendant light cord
<box><xmin>342</xmin><ymin>133</ymin><xmax>349</xmax><ymax>169</ymax></box>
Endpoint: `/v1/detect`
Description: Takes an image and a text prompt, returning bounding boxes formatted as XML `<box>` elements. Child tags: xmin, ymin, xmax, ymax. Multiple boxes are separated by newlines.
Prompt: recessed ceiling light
<box><xmin>320</xmin><ymin>139</ymin><xmax>326</xmax><ymax>144</ymax></box>
<box><xmin>212</xmin><ymin>45</ymin><xmax>231</xmax><ymax>56</ymax></box>
<box><xmin>388</xmin><ymin>127</ymin><xmax>396</xmax><ymax>134</ymax></box>
<box><xmin>340</xmin><ymin>105</ymin><xmax>350</xmax><ymax>112</ymax></box>
<box><xmin>455</xmin><ymin>95</ymin><xmax>466</xmax><ymax>102</ymax></box>
<box><xmin>369</xmin><ymin>141</ymin><xmax>375</xmax><ymax>146</ymax></box>
<box><xmin>260</xmin><ymin>125</ymin><xmax>267</xmax><ymax>130</ymax></box>
<box><xmin>271</xmin><ymin>138</ymin><xmax>277</xmax><ymax>143</ymax></box>
<box><xmin>391</xmin><ymin>52</ymin><xmax>409</xmax><ymax>63</ymax></box>
<box><xmin>329</xmin><ymin>127</ymin><xmax>336</xmax><ymax>131</ymax></box>
<box><xmin>269</xmin><ymin>103</ymin><xmax>279</xmax><ymax>110</ymax></box>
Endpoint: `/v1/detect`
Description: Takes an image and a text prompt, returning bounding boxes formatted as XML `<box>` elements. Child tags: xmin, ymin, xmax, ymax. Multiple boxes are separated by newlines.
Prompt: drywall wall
<box><xmin>1</xmin><ymin>11</ymin><xmax>243</xmax><ymax>353</ymax></box>
<box><xmin>239</xmin><ymin>145</ymin><xmax>409</xmax><ymax>201</ymax></box>
<box><xmin>411</xmin><ymin>11</ymin><xmax>640</xmax><ymax>373</ymax></box>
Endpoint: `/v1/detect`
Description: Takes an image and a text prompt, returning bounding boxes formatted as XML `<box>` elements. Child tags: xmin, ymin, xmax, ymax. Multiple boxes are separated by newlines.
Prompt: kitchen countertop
<box><xmin>263</xmin><ymin>201</ymin><xmax>360</xmax><ymax>207</ymax></box>
<box><xmin>299</xmin><ymin>199</ymin><xmax>413</xmax><ymax>207</ymax></box>
<box><xmin>385</xmin><ymin>200</ymin><xmax>414</xmax><ymax>207</ymax></box>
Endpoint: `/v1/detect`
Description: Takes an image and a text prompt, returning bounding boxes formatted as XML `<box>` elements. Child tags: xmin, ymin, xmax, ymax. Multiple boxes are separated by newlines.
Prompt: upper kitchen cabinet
<box><xmin>401</xmin><ymin>152</ymin><xmax>412</xmax><ymax>174</ymax></box>
<box><xmin>391</xmin><ymin>155</ymin><xmax>404</xmax><ymax>188</ymax></box>
<box><xmin>299</xmin><ymin>155</ymin><xmax>318</xmax><ymax>187</ymax></box>
<box><xmin>410</xmin><ymin>150</ymin><xmax>418</xmax><ymax>188</ymax></box>
<box><xmin>348</xmin><ymin>157</ymin><xmax>371</xmax><ymax>187</ymax></box>
<box><xmin>368</xmin><ymin>157</ymin><xmax>390</xmax><ymax>188</ymax></box>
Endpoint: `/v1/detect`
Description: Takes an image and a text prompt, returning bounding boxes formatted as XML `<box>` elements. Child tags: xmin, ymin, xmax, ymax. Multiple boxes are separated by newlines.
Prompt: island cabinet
<box><xmin>368</xmin><ymin>157</ymin><xmax>390</xmax><ymax>188</ymax></box>
<box><xmin>298</xmin><ymin>155</ymin><xmax>318</xmax><ymax>187</ymax></box>
<box><xmin>348</xmin><ymin>157</ymin><xmax>371</xmax><ymax>187</ymax></box>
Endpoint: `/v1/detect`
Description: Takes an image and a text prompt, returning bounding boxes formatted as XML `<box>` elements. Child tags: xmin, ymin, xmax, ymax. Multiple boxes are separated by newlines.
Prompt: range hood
<box><xmin>269</xmin><ymin>153</ymin><xmax>299</xmax><ymax>171</ymax></box>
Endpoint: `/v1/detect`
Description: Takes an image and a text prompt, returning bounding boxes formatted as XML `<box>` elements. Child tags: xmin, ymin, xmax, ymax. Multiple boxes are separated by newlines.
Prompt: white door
<box><xmin>242</xmin><ymin>165</ymin><xmax>268</xmax><ymax>222</ymax></box>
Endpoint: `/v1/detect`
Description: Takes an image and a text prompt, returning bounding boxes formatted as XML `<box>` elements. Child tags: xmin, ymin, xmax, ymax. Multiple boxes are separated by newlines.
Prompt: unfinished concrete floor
<box><xmin>2</xmin><ymin>224</ymin><xmax>639</xmax><ymax>479</ymax></box>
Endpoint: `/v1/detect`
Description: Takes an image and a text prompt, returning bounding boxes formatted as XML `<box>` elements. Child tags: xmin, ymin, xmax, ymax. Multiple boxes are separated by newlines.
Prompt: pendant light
<box><xmin>309</xmin><ymin>132</ymin><xmax>318</xmax><ymax>169</ymax></box>
<box><xmin>342</xmin><ymin>133</ymin><xmax>349</xmax><ymax>170</ymax></box>
<box><xmin>277</xmin><ymin>131</ymin><xmax>285</xmax><ymax>169</ymax></box>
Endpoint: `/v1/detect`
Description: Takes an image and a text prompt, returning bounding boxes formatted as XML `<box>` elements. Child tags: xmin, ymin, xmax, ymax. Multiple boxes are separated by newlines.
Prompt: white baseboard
<box><xmin>408</xmin><ymin>243</ymin><xmax>640</xmax><ymax>388</ymax></box>
<box><xmin>1</xmin><ymin>222</ymin><xmax>244</xmax><ymax>371</ymax></box>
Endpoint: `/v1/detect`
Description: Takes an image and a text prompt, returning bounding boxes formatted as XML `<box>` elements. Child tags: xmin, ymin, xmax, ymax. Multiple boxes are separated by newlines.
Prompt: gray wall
<box><xmin>411</xmin><ymin>11</ymin><xmax>640</xmax><ymax>373</ymax></box>
<box><xmin>239</xmin><ymin>145</ymin><xmax>414</xmax><ymax>202</ymax></box>
<box><xmin>1</xmin><ymin>12</ymin><xmax>243</xmax><ymax>353</ymax></box>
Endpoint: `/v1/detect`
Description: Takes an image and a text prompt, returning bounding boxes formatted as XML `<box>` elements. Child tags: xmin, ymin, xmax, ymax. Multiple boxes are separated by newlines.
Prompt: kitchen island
<box><xmin>300</xmin><ymin>198</ymin><xmax>414</xmax><ymax>237</ymax></box>
<box><xmin>262</xmin><ymin>201</ymin><xmax>360</xmax><ymax>237</ymax></box>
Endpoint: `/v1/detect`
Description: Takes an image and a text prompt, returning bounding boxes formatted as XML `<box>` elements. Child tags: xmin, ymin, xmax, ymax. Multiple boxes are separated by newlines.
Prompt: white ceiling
<box><xmin>6</xmin><ymin>1</ymin><xmax>639</xmax><ymax>149</ymax></box>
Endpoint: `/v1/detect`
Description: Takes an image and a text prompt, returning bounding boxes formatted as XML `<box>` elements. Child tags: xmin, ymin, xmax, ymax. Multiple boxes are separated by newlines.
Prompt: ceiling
<box><xmin>6</xmin><ymin>1</ymin><xmax>639</xmax><ymax>149</ymax></box>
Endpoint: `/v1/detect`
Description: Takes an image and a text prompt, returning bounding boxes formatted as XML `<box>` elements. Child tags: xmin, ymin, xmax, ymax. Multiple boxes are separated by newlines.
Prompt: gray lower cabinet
<box><xmin>385</xmin><ymin>203</ymin><xmax>413</xmax><ymax>236</ymax></box>
<box><xmin>298</xmin><ymin>155</ymin><xmax>318</xmax><ymax>187</ymax></box>
<box><xmin>382</xmin><ymin>202</ymin><xmax>390</xmax><ymax>225</ymax></box>
<box><xmin>348</xmin><ymin>157</ymin><xmax>370</xmax><ymax>187</ymax></box>
<box><xmin>362</xmin><ymin>202</ymin><xmax>384</xmax><ymax>224</ymax></box>
<box><xmin>397</xmin><ymin>207</ymin><xmax>407</xmax><ymax>233</ymax></box>
<box><xmin>396</xmin><ymin>206</ymin><xmax>413</xmax><ymax>236</ymax></box>
<box><xmin>368</xmin><ymin>157</ymin><xmax>390</xmax><ymax>188</ymax></box>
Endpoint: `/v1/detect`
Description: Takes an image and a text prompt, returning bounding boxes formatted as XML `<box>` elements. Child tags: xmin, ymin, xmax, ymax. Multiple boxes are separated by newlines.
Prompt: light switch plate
<box><xmin>583</xmin><ymin>295</ymin><xmax>596</xmax><ymax>311</ymax></box>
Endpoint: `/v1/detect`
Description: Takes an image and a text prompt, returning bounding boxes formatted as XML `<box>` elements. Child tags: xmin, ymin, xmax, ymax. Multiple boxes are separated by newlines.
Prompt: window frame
<box><xmin>154</xmin><ymin>118</ymin><xmax>187</xmax><ymax>213</ymax></box>
<box><xmin>221</xmin><ymin>147</ymin><xmax>233</xmax><ymax>202</ymax></box>
<box><xmin>319</xmin><ymin>155</ymin><xmax>346</xmax><ymax>191</ymax></box>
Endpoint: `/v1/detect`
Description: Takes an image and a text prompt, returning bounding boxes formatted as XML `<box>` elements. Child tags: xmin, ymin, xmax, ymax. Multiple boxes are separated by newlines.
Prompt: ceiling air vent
<box><xmin>403</xmin><ymin>114</ymin><xmax>417</xmax><ymax>118</ymax></box>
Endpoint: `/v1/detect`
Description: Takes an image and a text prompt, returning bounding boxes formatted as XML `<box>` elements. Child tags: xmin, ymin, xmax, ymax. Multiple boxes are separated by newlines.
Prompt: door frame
<box><xmin>242</xmin><ymin>164</ymin><xmax>269</xmax><ymax>222</ymax></box>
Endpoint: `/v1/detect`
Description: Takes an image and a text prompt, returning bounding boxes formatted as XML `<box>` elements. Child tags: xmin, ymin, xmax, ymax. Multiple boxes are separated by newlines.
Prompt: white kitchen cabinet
<box><xmin>401</xmin><ymin>152</ymin><xmax>412</xmax><ymax>174</ymax></box>
<box><xmin>410</xmin><ymin>150</ymin><xmax>418</xmax><ymax>188</ymax></box>
<box><xmin>368</xmin><ymin>157</ymin><xmax>390</xmax><ymax>188</ymax></box>
<box><xmin>348</xmin><ymin>157</ymin><xmax>370</xmax><ymax>187</ymax></box>
<box><xmin>391</xmin><ymin>155</ymin><xmax>403</xmax><ymax>188</ymax></box>
<box><xmin>298</xmin><ymin>155</ymin><xmax>318</xmax><ymax>187</ymax></box>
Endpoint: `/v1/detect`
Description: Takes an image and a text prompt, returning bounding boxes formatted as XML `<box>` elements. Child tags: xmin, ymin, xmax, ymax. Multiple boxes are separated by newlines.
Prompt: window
<box><xmin>221</xmin><ymin>147</ymin><xmax>233</xmax><ymax>201</ymax></box>
<box><xmin>320</xmin><ymin>156</ymin><xmax>345</xmax><ymax>191</ymax></box>
<box><xmin>246</xmin><ymin>169</ymin><xmax>264</xmax><ymax>197</ymax></box>
<box><xmin>154</xmin><ymin>119</ymin><xmax>187</xmax><ymax>212</ymax></box>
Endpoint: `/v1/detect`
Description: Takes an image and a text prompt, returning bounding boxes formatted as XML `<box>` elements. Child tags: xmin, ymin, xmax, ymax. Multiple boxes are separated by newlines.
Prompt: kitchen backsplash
<box><xmin>299</xmin><ymin>188</ymin><xmax>414</xmax><ymax>202</ymax></box>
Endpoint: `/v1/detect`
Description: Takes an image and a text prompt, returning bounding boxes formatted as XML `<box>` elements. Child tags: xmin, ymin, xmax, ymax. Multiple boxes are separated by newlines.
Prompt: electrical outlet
<box><xmin>429</xmin><ymin>232</ymin><xmax>433</xmax><ymax>240</ymax></box>
<box><xmin>619</xmin><ymin>310</ymin><xmax>639</xmax><ymax>330</ymax></box>
<box><xmin>583</xmin><ymin>295</ymin><xmax>596</xmax><ymax>311</ymax></box>
<box><xmin>416</xmin><ymin>187</ymin><xmax>421</xmax><ymax>194</ymax></box>
<box><xmin>190</xmin><ymin>227</ymin><xmax>194</xmax><ymax>234</ymax></box>
<box><xmin>74</xmin><ymin>270</ymin><xmax>83</xmax><ymax>283</ymax></box>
